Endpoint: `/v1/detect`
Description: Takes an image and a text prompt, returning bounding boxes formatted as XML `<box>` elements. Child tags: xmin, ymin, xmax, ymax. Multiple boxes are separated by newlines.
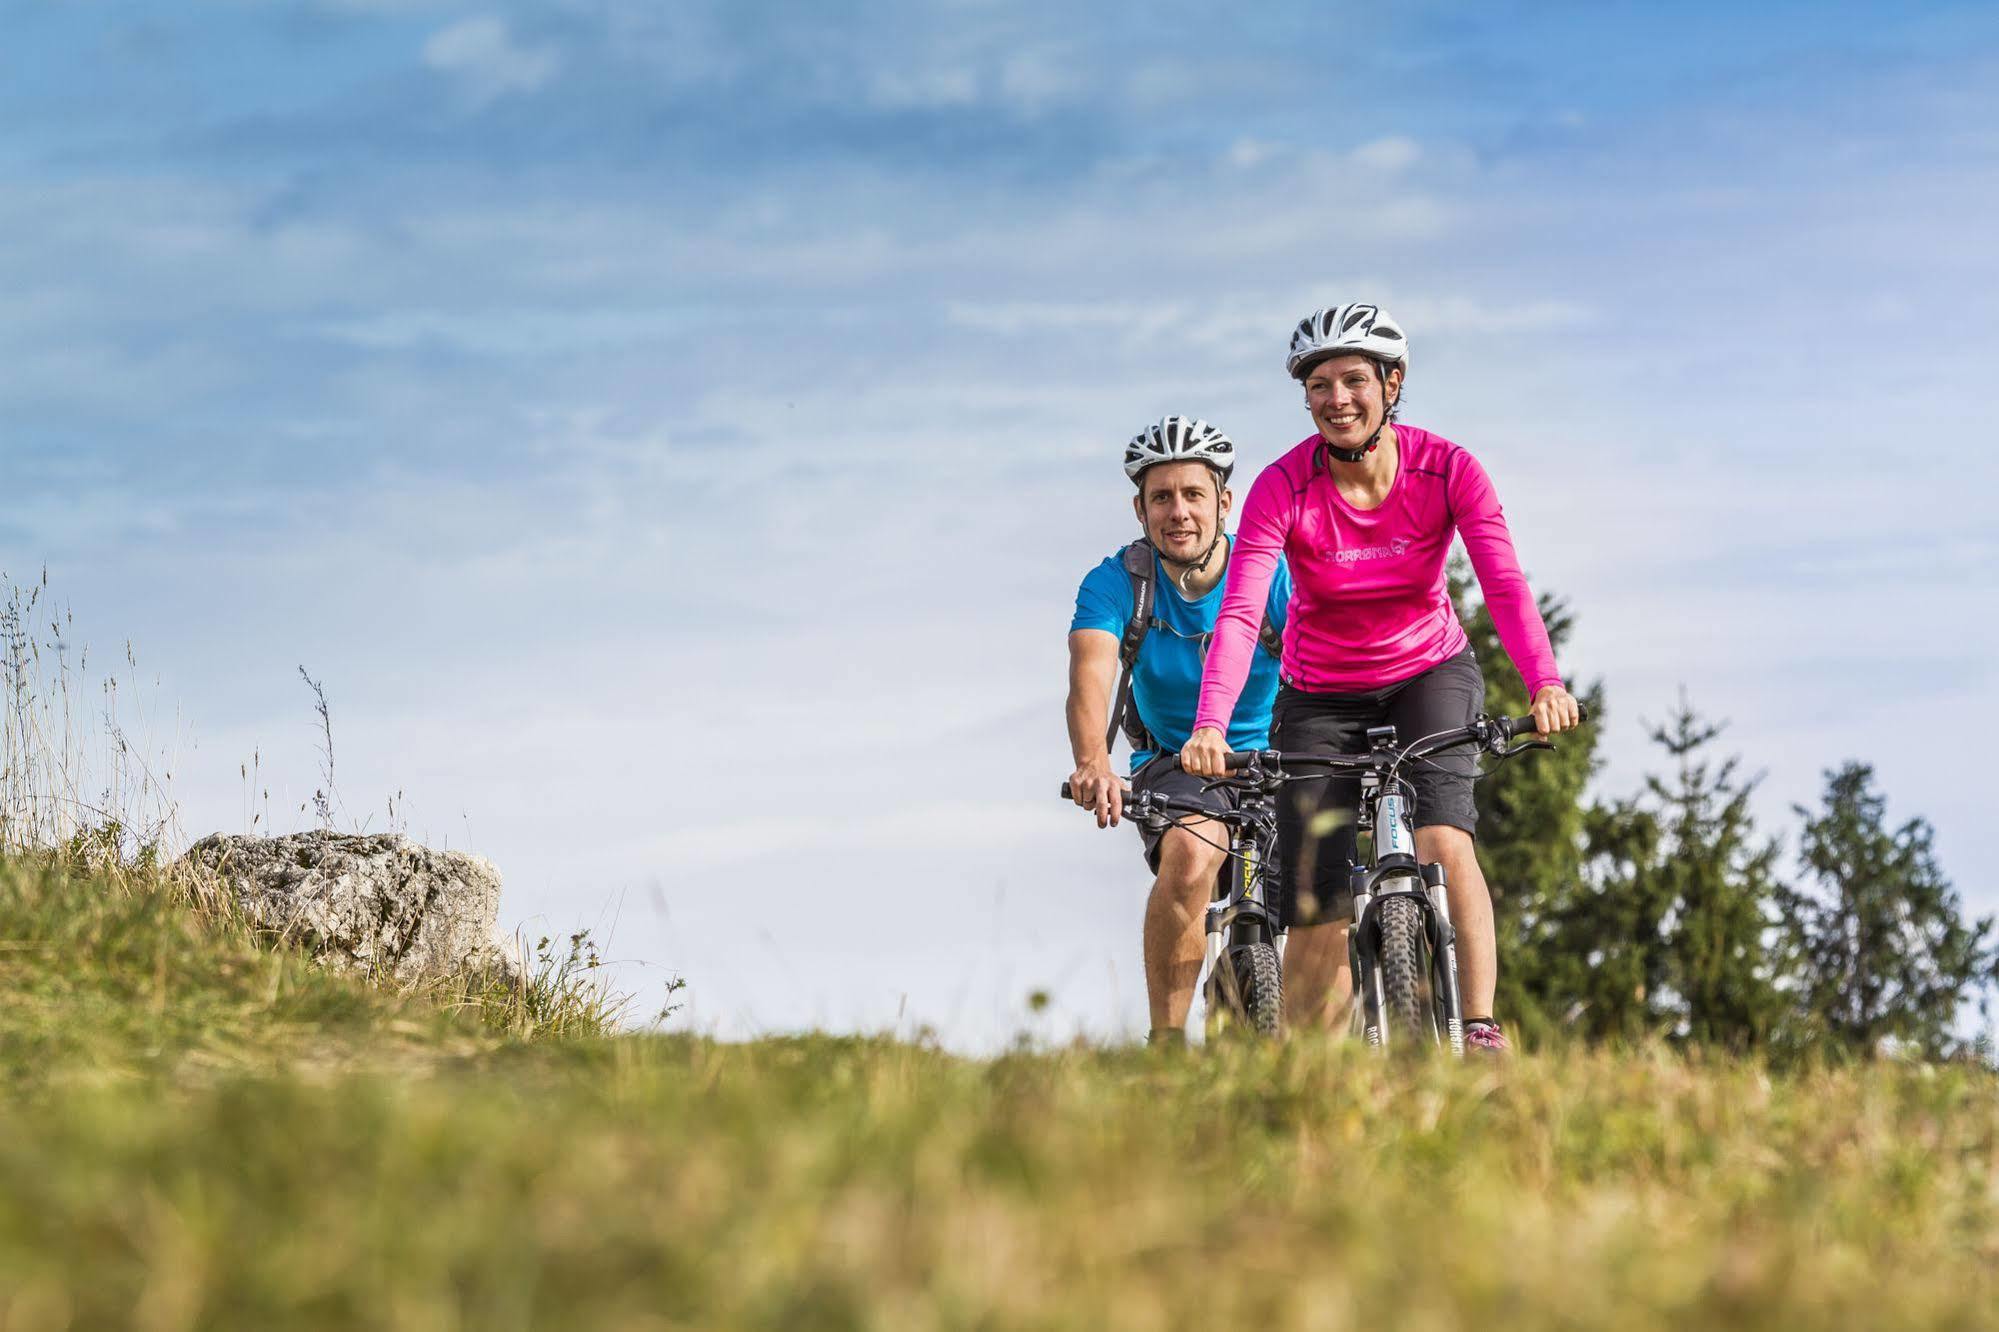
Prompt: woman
<box><xmin>1180</xmin><ymin>302</ymin><xmax>1581</xmax><ymax>1053</ymax></box>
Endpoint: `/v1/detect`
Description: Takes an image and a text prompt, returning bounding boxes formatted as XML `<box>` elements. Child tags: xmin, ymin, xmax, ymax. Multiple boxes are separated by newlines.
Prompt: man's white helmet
<box><xmin>1122</xmin><ymin>415</ymin><xmax>1236</xmax><ymax>486</ymax></box>
<box><xmin>1286</xmin><ymin>303</ymin><xmax>1408</xmax><ymax>380</ymax></box>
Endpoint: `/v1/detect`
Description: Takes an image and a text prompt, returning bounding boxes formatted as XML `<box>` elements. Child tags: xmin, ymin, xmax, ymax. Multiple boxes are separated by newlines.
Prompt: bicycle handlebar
<box><xmin>1061</xmin><ymin>704</ymin><xmax>1590</xmax><ymax>799</ymax></box>
<box><xmin>1218</xmin><ymin>702</ymin><xmax>1591</xmax><ymax>772</ymax></box>
<box><xmin>1057</xmin><ymin>781</ymin><xmax>1226</xmax><ymax>822</ymax></box>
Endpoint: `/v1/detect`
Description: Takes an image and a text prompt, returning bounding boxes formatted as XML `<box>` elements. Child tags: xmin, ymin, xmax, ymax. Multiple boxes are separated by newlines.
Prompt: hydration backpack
<box><xmin>1107</xmin><ymin>538</ymin><xmax>1286</xmax><ymax>755</ymax></box>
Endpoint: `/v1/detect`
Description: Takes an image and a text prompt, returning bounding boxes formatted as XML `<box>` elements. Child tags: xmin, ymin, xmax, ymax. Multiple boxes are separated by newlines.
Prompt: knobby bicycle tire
<box><xmin>1373</xmin><ymin>894</ymin><xmax>1431</xmax><ymax>1047</ymax></box>
<box><xmin>1206</xmin><ymin>943</ymin><xmax>1283</xmax><ymax>1040</ymax></box>
<box><xmin>1232</xmin><ymin>942</ymin><xmax>1283</xmax><ymax>1038</ymax></box>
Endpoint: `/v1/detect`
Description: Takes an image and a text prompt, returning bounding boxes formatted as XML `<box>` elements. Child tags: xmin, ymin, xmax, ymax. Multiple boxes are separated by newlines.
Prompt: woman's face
<box><xmin>1302</xmin><ymin>354</ymin><xmax>1401</xmax><ymax>450</ymax></box>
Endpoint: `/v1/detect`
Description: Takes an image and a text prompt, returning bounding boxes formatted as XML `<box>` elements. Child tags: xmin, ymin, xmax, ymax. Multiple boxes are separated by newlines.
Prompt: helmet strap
<box><xmin>1320</xmin><ymin>364</ymin><xmax>1397</xmax><ymax>465</ymax></box>
<box><xmin>1173</xmin><ymin>529</ymin><xmax>1226</xmax><ymax>595</ymax></box>
<box><xmin>1153</xmin><ymin>493</ymin><xmax>1229</xmax><ymax>595</ymax></box>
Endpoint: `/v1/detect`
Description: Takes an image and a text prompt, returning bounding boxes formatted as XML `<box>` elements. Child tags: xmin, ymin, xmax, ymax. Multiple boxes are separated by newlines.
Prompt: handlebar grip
<box><xmin>1060</xmin><ymin>780</ymin><xmax>1144</xmax><ymax>808</ymax></box>
<box><xmin>1497</xmin><ymin>701</ymin><xmax>1591</xmax><ymax>739</ymax></box>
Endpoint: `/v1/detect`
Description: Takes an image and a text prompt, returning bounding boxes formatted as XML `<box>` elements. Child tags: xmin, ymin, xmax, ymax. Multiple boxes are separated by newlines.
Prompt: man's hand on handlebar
<box><xmin>1180</xmin><ymin>725</ymin><xmax>1231</xmax><ymax>778</ymax></box>
<box><xmin>1530</xmin><ymin>684</ymin><xmax>1583</xmax><ymax>739</ymax></box>
<box><xmin>1067</xmin><ymin>754</ymin><xmax>1128</xmax><ymax>828</ymax></box>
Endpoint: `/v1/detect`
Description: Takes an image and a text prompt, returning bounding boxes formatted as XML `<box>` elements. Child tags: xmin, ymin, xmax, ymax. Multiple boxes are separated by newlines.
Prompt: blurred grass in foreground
<box><xmin>3</xmin><ymin>854</ymin><xmax>1996</xmax><ymax>1331</ymax></box>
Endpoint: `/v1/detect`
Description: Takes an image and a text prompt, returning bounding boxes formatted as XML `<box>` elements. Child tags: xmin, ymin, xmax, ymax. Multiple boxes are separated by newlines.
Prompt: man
<box><xmin>1065</xmin><ymin>416</ymin><xmax>1292</xmax><ymax>1045</ymax></box>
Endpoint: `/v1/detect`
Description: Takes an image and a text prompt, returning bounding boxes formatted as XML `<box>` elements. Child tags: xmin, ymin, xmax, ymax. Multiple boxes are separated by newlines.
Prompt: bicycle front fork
<box><xmin>1347</xmin><ymin>861</ymin><xmax>1466</xmax><ymax>1054</ymax></box>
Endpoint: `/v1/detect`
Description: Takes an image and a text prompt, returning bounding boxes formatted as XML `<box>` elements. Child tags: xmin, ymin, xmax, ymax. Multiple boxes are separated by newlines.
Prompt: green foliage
<box><xmin>1449</xmin><ymin>556</ymin><xmax>1997</xmax><ymax>1054</ymax></box>
<box><xmin>1491</xmin><ymin>697</ymin><xmax>1786</xmax><ymax>1047</ymax></box>
<box><xmin>1781</xmin><ymin>763</ymin><xmax>1998</xmax><ymax>1058</ymax></box>
<box><xmin>460</xmin><ymin>930</ymin><xmax>677</xmax><ymax>1042</ymax></box>
<box><xmin>1638</xmin><ymin>701</ymin><xmax>1787</xmax><ymax>1047</ymax></box>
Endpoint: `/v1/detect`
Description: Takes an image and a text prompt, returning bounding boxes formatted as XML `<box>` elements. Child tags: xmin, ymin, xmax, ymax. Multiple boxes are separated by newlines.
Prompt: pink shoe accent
<box><xmin>1464</xmin><ymin>1022</ymin><xmax>1510</xmax><ymax>1053</ymax></box>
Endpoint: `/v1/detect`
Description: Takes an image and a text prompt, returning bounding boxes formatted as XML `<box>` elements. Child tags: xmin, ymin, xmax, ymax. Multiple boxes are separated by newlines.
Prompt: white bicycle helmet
<box><xmin>1286</xmin><ymin>303</ymin><xmax>1409</xmax><ymax>380</ymax></box>
<box><xmin>1122</xmin><ymin>415</ymin><xmax>1236</xmax><ymax>486</ymax></box>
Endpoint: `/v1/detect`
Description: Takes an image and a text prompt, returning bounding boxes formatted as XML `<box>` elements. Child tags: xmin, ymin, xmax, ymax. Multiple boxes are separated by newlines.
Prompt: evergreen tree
<box><xmin>1781</xmin><ymin>763</ymin><xmax>1997</xmax><ymax>1058</ymax></box>
<box><xmin>1559</xmin><ymin>795</ymin><xmax>1671</xmax><ymax>1041</ymax></box>
<box><xmin>1642</xmin><ymin>702</ymin><xmax>1785</xmax><ymax>1047</ymax></box>
<box><xmin>1535</xmin><ymin>697</ymin><xmax>1784</xmax><ymax>1046</ymax></box>
<box><xmin>1447</xmin><ymin>559</ymin><xmax>1603</xmax><ymax>1031</ymax></box>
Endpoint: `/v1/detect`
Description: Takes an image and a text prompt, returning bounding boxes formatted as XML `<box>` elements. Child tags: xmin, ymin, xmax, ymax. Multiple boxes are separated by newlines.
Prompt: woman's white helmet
<box><xmin>1122</xmin><ymin>415</ymin><xmax>1236</xmax><ymax>486</ymax></box>
<box><xmin>1286</xmin><ymin>303</ymin><xmax>1408</xmax><ymax>380</ymax></box>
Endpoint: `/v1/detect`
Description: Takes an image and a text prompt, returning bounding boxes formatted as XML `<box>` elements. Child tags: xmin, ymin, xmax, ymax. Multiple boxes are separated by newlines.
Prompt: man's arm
<box><xmin>1065</xmin><ymin>628</ymin><xmax>1127</xmax><ymax>828</ymax></box>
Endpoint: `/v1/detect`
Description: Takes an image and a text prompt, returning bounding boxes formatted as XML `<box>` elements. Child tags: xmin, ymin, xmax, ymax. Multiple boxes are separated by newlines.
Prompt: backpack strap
<box><xmin>1257</xmin><ymin>607</ymin><xmax>1284</xmax><ymax>663</ymax></box>
<box><xmin>1107</xmin><ymin>540</ymin><xmax>1159</xmax><ymax>755</ymax></box>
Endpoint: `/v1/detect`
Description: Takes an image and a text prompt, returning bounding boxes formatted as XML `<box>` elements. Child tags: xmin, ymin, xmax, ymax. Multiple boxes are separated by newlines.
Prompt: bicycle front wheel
<box><xmin>1373</xmin><ymin>895</ymin><xmax>1432</xmax><ymax>1046</ymax></box>
<box><xmin>1205</xmin><ymin>942</ymin><xmax>1284</xmax><ymax>1040</ymax></box>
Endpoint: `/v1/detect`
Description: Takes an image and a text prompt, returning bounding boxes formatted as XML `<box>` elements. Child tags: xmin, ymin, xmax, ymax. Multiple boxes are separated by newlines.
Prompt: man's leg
<box><xmin>1144</xmin><ymin>819</ymin><xmax>1227</xmax><ymax>1031</ymax></box>
<box><xmin>1414</xmin><ymin>825</ymin><xmax>1494</xmax><ymax>1020</ymax></box>
<box><xmin>1282</xmin><ymin>921</ymin><xmax>1353</xmax><ymax>1031</ymax></box>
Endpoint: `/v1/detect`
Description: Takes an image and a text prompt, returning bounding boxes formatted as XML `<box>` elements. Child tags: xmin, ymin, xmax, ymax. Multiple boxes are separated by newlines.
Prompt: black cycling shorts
<box><xmin>1128</xmin><ymin>751</ymin><xmax>1238</xmax><ymax>874</ymax></box>
<box><xmin>1272</xmin><ymin>648</ymin><xmax>1483</xmax><ymax>928</ymax></box>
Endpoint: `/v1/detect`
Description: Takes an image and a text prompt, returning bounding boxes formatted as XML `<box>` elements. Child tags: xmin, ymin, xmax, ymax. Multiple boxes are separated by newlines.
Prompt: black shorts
<box><xmin>1129</xmin><ymin>751</ymin><xmax>1238</xmax><ymax>873</ymax></box>
<box><xmin>1272</xmin><ymin>648</ymin><xmax>1483</xmax><ymax>928</ymax></box>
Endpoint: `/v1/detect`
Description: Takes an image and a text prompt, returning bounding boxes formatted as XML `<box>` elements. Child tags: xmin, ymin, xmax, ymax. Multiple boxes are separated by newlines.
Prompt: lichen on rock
<box><xmin>181</xmin><ymin>831</ymin><xmax>520</xmax><ymax>986</ymax></box>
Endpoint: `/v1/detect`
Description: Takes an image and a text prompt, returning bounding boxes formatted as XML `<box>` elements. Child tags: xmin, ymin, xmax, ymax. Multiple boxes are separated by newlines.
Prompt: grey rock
<box><xmin>181</xmin><ymin>831</ymin><xmax>520</xmax><ymax>986</ymax></box>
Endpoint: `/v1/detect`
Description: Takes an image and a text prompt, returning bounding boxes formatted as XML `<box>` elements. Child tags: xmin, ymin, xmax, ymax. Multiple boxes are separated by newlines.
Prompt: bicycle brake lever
<box><xmin>1499</xmin><ymin>739</ymin><xmax>1556</xmax><ymax>757</ymax></box>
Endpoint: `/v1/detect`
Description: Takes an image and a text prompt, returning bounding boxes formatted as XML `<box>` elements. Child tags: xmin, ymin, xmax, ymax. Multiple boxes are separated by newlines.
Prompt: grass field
<box><xmin>3</xmin><ymin>853</ymin><xmax>1997</xmax><ymax>1331</ymax></box>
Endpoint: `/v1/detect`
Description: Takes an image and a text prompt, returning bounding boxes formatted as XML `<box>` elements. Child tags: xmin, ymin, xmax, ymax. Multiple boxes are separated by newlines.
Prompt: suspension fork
<box><xmin>1202</xmin><ymin>825</ymin><xmax>1254</xmax><ymax>980</ymax></box>
<box><xmin>1357</xmin><ymin>774</ymin><xmax>1467</xmax><ymax>1055</ymax></box>
<box><xmin>1424</xmin><ymin>862</ymin><xmax>1466</xmax><ymax>1056</ymax></box>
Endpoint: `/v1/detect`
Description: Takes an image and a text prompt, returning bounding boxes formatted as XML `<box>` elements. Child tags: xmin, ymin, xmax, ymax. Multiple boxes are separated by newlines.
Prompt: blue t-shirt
<box><xmin>1070</xmin><ymin>540</ymin><xmax>1292</xmax><ymax>773</ymax></box>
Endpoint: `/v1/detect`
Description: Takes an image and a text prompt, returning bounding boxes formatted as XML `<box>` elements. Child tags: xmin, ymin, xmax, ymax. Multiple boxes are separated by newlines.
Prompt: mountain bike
<box><xmin>1061</xmin><ymin>707</ymin><xmax>1581</xmax><ymax>1049</ymax></box>
<box><xmin>1057</xmin><ymin>776</ymin><xmax>1287</xmax><ymax>1037</ymax></box>
<box><xmin>1220</xmin><ymin>708</ymin><xmax>1585</xmax><ymax>1053</ymax></box>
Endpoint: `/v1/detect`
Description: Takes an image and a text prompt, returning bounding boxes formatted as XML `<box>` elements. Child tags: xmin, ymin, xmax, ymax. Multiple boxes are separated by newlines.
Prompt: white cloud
<box><xmin>1389</xmin><ymin>294</ymin><xmax>1594</xmax><ymax>335</ymax></box>
<box><xmin>1351</xmin><ymin>135</ymin><xmax>1421</xmax><ymax>171</ymax></box>
<box><xmin>943</xmin><ymin>290</ymin><xmax>1593</xmax><ymax>349</ymax></box>
<box><xmin>1226</xmin><ymin>137</ymin><xmax>1276</xmax><ymax>169</ymax></box>
<box><xmin>422</xmin><ymin>16</ymin><xmax>560</xmax><ymax>105</ymax></box>
<box><xmin>308</xmin><ymin>306</ymin><xmax>699</xmax><ymax>356</ymax></box>
<box><xmin>996</xmin><ymin>49</ymin><xmax>1078</xmax><ymax>113</ymax></box>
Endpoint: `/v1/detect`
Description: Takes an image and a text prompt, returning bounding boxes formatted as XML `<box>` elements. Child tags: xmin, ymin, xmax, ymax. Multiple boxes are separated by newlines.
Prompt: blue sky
<box><xmin>4</xmin><ymin>1</ymin><xmax>1995</xmax><ymax>1048</ymax></box>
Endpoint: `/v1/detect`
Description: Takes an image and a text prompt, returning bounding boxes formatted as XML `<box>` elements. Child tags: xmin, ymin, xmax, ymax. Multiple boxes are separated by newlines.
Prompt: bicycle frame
<box><xmin>1200</xmin><ymin>797</ymin><xmax>1283</xmax><ymax>995</ymax></box>
<box><xmin>1060</xmin><ymin>773</ymin><xmax>1289</xmax><ymax>1033</ymax></box>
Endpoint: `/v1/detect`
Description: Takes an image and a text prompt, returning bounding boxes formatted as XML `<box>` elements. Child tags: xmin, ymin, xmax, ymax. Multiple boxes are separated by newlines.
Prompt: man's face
<box><xmin>1133</xmin><ymin>460</ymin><xmax>1230</xmax><ymax>564</ymax></box>
<box><xmin>1303</xmin><ymin>354</ymin><xmax>1401</xmax><ymax>449</ymax></box>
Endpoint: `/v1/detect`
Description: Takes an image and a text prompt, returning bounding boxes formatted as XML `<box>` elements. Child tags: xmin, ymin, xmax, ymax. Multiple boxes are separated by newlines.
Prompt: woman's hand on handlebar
<box><xmin>1530</xmin><ymin>684</ymin><xmax>1583</xmax><ymax>738</ymax></box>
<box><xmin>1068</xmin><ymin>754</ymin><xmax>1128</xmax><ymax>828</ymax></box>
<box><xmin>1180</xmin><ymin>726</ymin><xmax>1231</xmax><ymax>778</ymax></box>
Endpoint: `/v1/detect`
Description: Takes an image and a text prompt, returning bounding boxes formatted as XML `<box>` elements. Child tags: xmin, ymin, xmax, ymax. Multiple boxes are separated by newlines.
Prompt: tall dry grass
<box><xmin>1</xmin><ymin>569</ymin><xmax>183</xmax><ymax>865</ymax></box>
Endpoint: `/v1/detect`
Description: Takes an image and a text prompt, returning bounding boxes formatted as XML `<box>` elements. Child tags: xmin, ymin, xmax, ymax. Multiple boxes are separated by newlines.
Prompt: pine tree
<box><xmin>1550</xmin><ymin>795</ymin><xmax>1670</xmax><ymax>1042</ymax></box>
<box><xmin>1534</xmin><ymin>697</ymin><xmax>1784</xmax><ymax>1046</ymax></box>
<box><xmin>1643</xmin><ymin>701</ymin><xmax>1785</xmax><ymax>1047</ymax></box>
<box><xmin>1781</xmin><ymin>763</ymin><xmax>1997</xmax><ymax>1058</ymax></box>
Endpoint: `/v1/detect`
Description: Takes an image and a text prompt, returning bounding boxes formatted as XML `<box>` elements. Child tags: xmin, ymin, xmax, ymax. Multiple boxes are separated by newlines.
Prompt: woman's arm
<box><xmin>1192</xmin><ymin>463</ymin><xmax>1292</xmax><ymax>735</ymax></box>
<box><xmin>1450</xmin><ymin>451</ymin><xmax>1563</xmax><ymax>697</ymax></box>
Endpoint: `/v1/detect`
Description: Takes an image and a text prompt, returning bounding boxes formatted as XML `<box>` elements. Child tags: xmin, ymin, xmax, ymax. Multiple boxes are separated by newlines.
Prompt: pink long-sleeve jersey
<box><xmin>1193</xmin><ymin>425</ymin><xmax>1562</xmax><ymax>735</ymax></box>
